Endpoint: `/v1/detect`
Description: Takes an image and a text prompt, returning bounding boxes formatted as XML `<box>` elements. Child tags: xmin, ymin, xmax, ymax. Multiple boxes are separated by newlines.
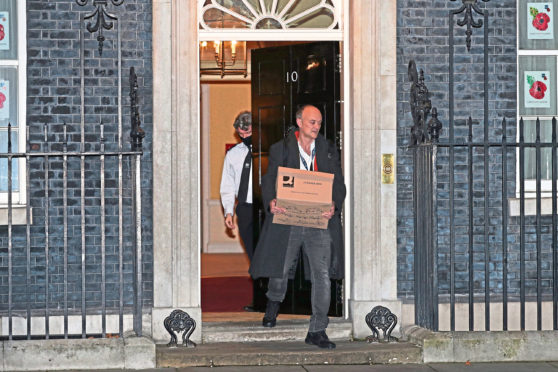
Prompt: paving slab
<box><xmin>73</xmin><ymin>370</ymin><xmax>175</xmax><ymax>372</ymax></box>
<box><xmin>174</xmin><ymin>364</ymin><xmax>558</xmax><ymax>372</ymax></box>
<box><xmin>178</xmin><ymin>367</ymin><xmax>305</xmax><ymax>372</ymax></box>
<box><xmin>157</xmin><ymin>340</ymin><xmax>421</xmax><ymax>368</ymax></box>
<box><xmin>22</xmin><ymin>363</ymin><xmax>558</xmax><ymax>372</ymax></box>
<box><xmin>428</xmin><ymin>362</ymin><xmax>558</xmax><ymax>372</ymax></box>
<box><xmin>306</xmin><ymin>364</ymin><xmax>434</xmax><ymax>371</ymax></box>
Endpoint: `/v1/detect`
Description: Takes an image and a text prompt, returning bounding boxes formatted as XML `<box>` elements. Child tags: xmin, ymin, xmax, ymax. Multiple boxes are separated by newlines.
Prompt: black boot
<box><xmin>262</xmin><ymin>300</ymin><xmax>281</xmax><ymax>327</ymax></box>
<box><xmin>305</xmin><ymin>330</ymin><xmax>336</xmax><ymax>349</ymax></box>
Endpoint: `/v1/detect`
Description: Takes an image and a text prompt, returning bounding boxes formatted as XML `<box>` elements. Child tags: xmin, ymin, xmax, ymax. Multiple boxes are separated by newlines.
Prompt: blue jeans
<box><xmin>266</xmin><ymin>226</ymin><xmax>332</xmax><ymax>332</ymax></box>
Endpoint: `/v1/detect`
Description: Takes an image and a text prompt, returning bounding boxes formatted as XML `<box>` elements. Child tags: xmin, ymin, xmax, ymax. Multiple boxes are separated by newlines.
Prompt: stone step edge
<box><xmin>203</xmin><ymin>322</ymin><xmax>352</xmax><ymax>332</ymax></box>
<box><xmin>156</xmin><ymin>342</ymin><xmax>423</xmax><ymax>367</ymax></box>
<box><xmin>202</xmin><ymin>319</ymin><xmax>352</xmax><ymax>332</ymax></box>
<box><xmin>201</xmin><ymin>320</ymin><xmax>353</xmax><ymax>342</ymax></box>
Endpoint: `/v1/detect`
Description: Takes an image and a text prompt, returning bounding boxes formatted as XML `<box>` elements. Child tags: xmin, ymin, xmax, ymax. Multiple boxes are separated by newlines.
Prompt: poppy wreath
<box><xmin>530</xmin><ymin>6</ymin><xmax>551</xmax><ymax>31</ymax></box>
<box><xmin>527</xmin><ymin>75</ymin><xmax>547</xmax><ymax>100</ymax></box>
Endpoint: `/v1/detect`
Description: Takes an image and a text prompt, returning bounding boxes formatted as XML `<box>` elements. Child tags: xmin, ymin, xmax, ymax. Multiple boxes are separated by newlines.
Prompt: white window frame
<box><xmin>514</xmin><ymin>114</ymin><xmax>557</xmax><ymax>195</ymax></box>
<box><xmin>0</xmin><ymin>0</ymin><xmax>26</xmax><ymax>206</ymax></box>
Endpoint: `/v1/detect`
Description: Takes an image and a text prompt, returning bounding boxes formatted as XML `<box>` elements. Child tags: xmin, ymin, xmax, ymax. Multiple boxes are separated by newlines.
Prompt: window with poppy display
<box><xmin>518</xmin><ymin>1</ymin><xmax>558</xmax><ymax>189</ymax></box>
<box><xmin>525</xmin><ymin>71</ymin><xmax>550</xmax><ymax>107</ymax></box>
<box><xmin>0</xmin><ymin>0</ymin><xmax>24</xmax><ymax>205</ymax></box>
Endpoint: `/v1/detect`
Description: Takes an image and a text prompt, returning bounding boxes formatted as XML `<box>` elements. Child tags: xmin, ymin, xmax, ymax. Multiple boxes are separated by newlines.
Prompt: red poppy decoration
<box><xmin>0</xmin><ymin>92</ymin><xmax>6</xmax><ymax>109</ymax></box>
<box><xmin>534</xmin><ymin>12</ymin><xmax>551</xmax><ymax>30</ymax></box>
<box><xmin>531</xmin><ymin>7</ymin><xmax>551</xmax><ymax>31</ymax></box>
<box><xmin>0</xmin><ymin>25</ymin><xmax>5</xmax><ymax>42</ymax></box>
<box><xmin>527</xmin><ymin>75</ymin><xmax>547</xmax><ymax>100</ymax></box>
<box><xmin>530</xmin><ymin>81</ymin><xmax>547</xmax><ymax>99</ymax></box>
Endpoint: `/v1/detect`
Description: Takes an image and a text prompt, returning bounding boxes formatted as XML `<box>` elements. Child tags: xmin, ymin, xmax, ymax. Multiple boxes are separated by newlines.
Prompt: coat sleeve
<box><xmin>329</xmin><ymin>142</ymin><xmax>346</xmax><ymax>215</ymax></box>
<box><xmin>261</xmin><ymin>141</ymin><xmax>283</xmax><ymax>212</ymax></box>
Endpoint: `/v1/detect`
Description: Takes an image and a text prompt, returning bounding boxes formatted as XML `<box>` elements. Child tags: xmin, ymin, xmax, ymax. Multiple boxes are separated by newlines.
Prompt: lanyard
<box><xmin>300</xmin><ymin>147</ymin><xmax>315</xmax><ymax>171</ymax></box>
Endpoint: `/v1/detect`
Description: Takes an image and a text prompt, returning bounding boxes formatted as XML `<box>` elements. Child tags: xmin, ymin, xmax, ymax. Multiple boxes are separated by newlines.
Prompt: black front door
<box><xmin>251</xmin><ymin>41</ymin><xmax>342</xmax><ymax>316</ymax></box>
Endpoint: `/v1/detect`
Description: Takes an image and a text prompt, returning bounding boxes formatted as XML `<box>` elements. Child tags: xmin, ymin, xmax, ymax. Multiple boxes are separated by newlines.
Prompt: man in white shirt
<box><xmin>220</xmin><ymin>111</ymin><xmax>254</xmax><ymax>259</ymax></box>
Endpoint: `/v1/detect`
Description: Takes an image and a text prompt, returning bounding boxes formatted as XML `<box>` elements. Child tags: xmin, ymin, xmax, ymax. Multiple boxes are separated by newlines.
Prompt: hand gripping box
<box><xmin>273</xmin><ymin>166</ymin><xmax>334</xmax><ymax>229</ymax></box>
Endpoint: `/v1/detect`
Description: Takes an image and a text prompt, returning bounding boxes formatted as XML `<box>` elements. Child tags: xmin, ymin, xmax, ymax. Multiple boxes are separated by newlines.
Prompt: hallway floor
<box><xmin>201</xmin><ymin>253</ymin><xmax>309</xmax><ymax>323</ymax></box>
<box><xmin>201</xmin><ymin>253</ymin><xmax>251</xmax><ymax>278</ymax></box>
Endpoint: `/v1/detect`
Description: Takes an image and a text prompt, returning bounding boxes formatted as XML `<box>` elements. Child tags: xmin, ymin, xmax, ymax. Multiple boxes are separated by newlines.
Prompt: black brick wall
<box><xmin>397</xmin><ymin>0</ymin><xmax>518</xmax><ymax>299</ymax></box>
<box><xmin>0</xmin><ymin>0</ymin><xmax>153</xmax><ymax>313</ymax></box>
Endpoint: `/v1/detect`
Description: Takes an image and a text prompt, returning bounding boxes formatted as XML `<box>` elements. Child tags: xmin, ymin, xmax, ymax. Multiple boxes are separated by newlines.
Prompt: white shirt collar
<box><xmin>297</xmin><ymin>140</ymin><xmax>315</xmax><ymax>170</ymax></box>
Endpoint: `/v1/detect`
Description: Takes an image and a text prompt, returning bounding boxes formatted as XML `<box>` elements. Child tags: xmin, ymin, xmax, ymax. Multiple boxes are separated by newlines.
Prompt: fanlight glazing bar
<box><xmin>198</xmin><ymin>0</ymin><xmax>342</xmax><ymax>37</ymax></box>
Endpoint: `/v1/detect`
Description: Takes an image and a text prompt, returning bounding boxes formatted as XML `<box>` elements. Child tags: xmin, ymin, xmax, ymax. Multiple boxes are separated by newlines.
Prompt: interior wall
<box><xmin>207</xmin><ymin>82</ymin><xmax>251</xmax><ymax>199</ymax></box>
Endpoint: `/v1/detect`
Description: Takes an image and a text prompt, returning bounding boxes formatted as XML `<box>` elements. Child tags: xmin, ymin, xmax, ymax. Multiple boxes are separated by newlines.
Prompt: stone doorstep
<box><xmin>403</xmin><ymin>325</ymin><xmax>558</xmax><ymax>363</ymax></box>
<box><xmin>201</xmin><ymin>318</ymin><xmax>353</xmax><ymax>343</ymax></box>
<box><xmin>156</xmin><ymin>319</ymin><xmax>422</xmax><ymax>368</ymax></box>
<box><xmin>156</xmin><ymin>340</ymin><xmax>423</xmax><ymax>368</ymax></box>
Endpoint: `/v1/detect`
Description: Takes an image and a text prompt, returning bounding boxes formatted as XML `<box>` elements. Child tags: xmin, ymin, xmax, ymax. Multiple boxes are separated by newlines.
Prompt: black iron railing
<box><xmin>411</xmin><ymin>0</ymin><xmax>558</xmax><ymax>332</ymax></box>
<box><xmin>0</xmin><ymin>0</ymin><xmax>144</xmax><ymax>340</ymax></box>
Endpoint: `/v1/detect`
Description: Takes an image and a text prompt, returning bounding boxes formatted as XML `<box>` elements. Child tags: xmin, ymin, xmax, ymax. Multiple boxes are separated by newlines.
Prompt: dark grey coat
<box><xmin>249</xmin><ymin>130</ymin><xmax>346</xmax><ymax>280</ymax></box>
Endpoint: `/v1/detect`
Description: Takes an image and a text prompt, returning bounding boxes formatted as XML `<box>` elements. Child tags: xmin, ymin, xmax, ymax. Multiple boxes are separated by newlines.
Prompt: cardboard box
<box><xmin>273</xmin><ymin>166</ymin><xmax>333</xmax><ymax>229</ymax></box>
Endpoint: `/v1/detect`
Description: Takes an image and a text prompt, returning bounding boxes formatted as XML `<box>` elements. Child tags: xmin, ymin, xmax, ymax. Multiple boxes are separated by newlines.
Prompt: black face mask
<box><xmin>241</xmin><ymin>135</ymin><xmax>252</xmax><ymax>147</ymax></box>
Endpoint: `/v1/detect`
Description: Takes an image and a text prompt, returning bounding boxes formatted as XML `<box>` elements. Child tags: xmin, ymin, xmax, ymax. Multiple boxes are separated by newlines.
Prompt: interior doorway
<box><xmin>200</xmin><ymin>80</ymin><xmax>253</xmax><ymax>319</ymax></box>
<box><xmin>200</xmin><ymin>41</ymin><xmax>343</xmax><ymax>322</ymax></box>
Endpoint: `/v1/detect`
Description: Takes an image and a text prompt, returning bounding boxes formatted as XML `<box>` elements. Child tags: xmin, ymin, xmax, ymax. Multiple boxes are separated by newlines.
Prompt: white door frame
<box><xmin>197</xmin><ymin>0</ymin><xmax>353</xmax><ymax>317</ymax></box>
<box><xmin>152</xmin><ymin>0</ymin><xmax>399</xmax><ymax>343</ymax></box>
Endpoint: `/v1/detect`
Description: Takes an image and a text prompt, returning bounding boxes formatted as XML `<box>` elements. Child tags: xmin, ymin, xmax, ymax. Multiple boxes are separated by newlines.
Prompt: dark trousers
<box><xmin>266</xmin><ymin>226</ymin><xmax>332</xmax><ymax>332</ymax></box>
<box><xmin>235</xmin><ymin>202</ymin><xmax>254</xmax><ymax>260</ymax></box>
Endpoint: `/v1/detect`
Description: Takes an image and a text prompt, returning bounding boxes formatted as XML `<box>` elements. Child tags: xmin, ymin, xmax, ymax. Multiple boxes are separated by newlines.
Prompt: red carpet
<box><xmin>201</xmin><ymin>276</ymin><xmax>253</xmax><ymax>312</ymax></box>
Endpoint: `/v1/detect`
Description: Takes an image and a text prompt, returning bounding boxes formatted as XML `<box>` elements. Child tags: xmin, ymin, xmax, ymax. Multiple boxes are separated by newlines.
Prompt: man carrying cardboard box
<box><xmin>249</xmin><ymin>105</ymin><xmax>346</xmax><ymax>349</ymax></box>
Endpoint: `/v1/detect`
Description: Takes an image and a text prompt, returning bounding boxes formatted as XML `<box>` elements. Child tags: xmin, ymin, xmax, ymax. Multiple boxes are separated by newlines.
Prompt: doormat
<box><xmin>201</xmin><ymin>276</ymin><xmax>253</xmax><ymax>312</ymax></box>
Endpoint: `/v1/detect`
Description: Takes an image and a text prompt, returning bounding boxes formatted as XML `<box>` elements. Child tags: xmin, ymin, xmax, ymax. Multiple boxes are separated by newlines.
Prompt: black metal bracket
<box><xmin>365</xmin><ymin>306</ymin><xmax>398</xmax><ymax>343</ymax></box>
<box><xmin>450</xmin><ymin>0</ymin><xmax>489</xmax><ymax>51</ymax></box>
<box><xmin>75</xmin><ymin>0</ymin><xmax>124</xmax><ymax>56</ymax></box>
<box><xmin>164</xmin><ymin>310</ymin><xmax>197</xmax><ymax>348</ymax></box>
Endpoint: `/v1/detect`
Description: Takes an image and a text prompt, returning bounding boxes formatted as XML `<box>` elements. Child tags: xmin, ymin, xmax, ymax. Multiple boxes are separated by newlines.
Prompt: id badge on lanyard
<box><xmin>300</xmin><ymin>147</ymin><xmax>315</xmax><ymax>171</ymax></box>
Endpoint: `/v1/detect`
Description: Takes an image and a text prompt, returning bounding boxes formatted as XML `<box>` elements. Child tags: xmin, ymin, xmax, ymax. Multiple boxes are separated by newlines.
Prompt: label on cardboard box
<box><xmin>273</xmin><ymin>166</ymin><xmax>333</xmax><ymax>229</ymax></box>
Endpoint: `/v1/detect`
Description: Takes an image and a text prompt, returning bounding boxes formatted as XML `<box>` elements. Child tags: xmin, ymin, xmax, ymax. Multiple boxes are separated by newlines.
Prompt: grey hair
<box><xmin>295</xmin><ymin>104</ymin><xmax>318</xmax><ymax>119</ymax></box>
<box><xmin>233</xmin><ymin>111</ymin><xmax>252</xmax><ymax>130</ymax></box>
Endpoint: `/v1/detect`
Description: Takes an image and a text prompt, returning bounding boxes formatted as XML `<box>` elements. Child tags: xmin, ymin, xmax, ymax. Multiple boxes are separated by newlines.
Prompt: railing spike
<box><xmin>468</xmin><ymin>117</ymin><xmax>473</xmax><ymax>143</ymax></box>
<box><xmin>100</xmin><ymin>121</ymin><xmax>105</xmax><ymax>152</ymax></box>
<box><xmin>553</xmin><ymin>117</ymin><xmax>557</xmax><ymax>143</ymax></box>
<box><xmin>63</xmin><ymin>122</ymin><xmax>67</xmax><ymax>153</ymax></box>
<box><xmin>7</xmin><ymin>122</ymin><xmax>11</xmax><ymax>154</ymax></box>
<box><xmin>536</xmin><ymin>117</ymin><xmax>541</xmax><ymax>143</ymax></box>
